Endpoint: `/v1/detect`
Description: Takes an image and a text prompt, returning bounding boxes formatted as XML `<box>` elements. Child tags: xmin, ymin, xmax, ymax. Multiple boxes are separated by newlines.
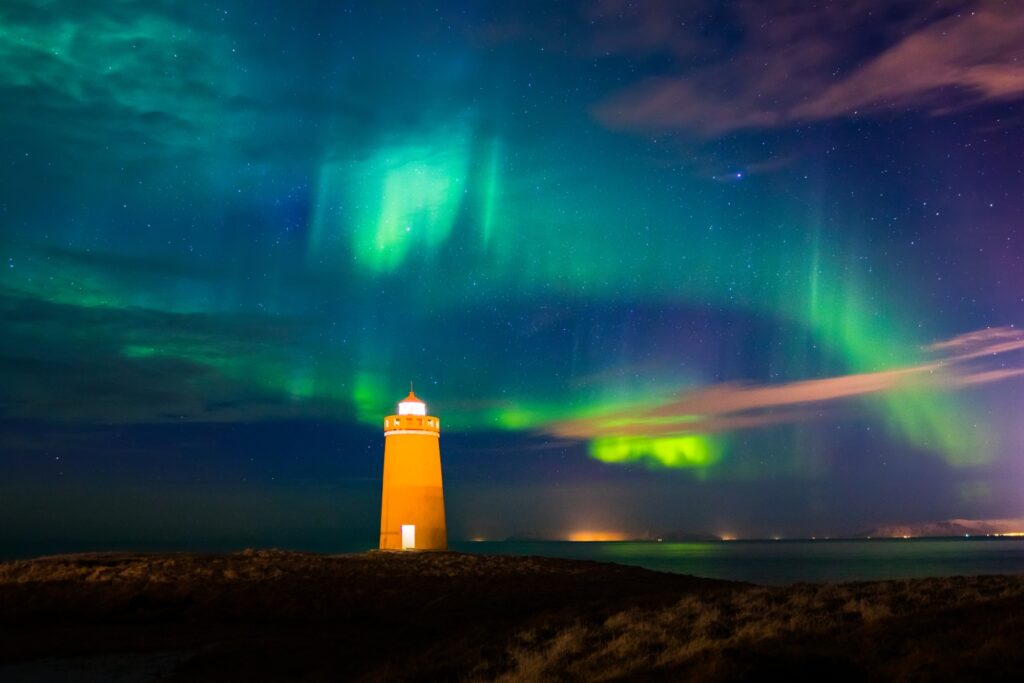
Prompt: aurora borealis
<box><xmin>2</xmin><ymin>0</ymin><xmax>1023</xmax><ymax>551</ymax></box>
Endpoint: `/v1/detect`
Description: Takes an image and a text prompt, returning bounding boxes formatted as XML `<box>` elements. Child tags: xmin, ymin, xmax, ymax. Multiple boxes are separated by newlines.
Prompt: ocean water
<box><xmin>451</xmin><ymin>538</ymin><xmax>1024</xmax><ymax>585</ymax></box>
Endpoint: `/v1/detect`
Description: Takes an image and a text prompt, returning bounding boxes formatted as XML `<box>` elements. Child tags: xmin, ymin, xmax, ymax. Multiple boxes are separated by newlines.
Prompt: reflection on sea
<box><xmin>453</xmin><ymin>539</ymin><xmax>1024</xmax><ymax>585</ymax></box>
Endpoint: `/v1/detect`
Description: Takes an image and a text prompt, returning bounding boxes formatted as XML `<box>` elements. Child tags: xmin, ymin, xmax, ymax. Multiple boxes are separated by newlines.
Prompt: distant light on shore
<box><xmin>566</xmin><ymin>531</ymin><xmax>628</xmax><ymax>542</ymax></box>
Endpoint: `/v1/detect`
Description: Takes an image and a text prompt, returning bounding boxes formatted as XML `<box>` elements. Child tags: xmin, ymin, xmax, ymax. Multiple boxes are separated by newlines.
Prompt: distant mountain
<box><xmin>858</xmin><ymin>518</ymin><xmax>1024</xmax><ymax>538</ymax></box>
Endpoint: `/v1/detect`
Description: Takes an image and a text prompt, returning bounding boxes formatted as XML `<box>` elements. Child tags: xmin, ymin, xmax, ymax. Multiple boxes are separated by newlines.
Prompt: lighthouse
<box><xmin>378</xmin><ymin>389</ymin><xmax>447</xmax><ymax>550</ymax></box>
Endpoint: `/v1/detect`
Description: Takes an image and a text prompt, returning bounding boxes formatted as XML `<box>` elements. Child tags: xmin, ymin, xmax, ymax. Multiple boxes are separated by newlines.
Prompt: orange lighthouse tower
<box><xmin>378</xmin><ymin>388</ymin><xmax>447</xmax><ymax>550</ymax></box>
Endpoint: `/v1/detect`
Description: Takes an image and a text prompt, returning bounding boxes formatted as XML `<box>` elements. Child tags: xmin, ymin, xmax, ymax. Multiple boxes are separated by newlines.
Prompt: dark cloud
<box><xmin>34</xmin><ymin>244</ymin><xmax>219</xmax><ymax>283</ymax></box>
<box><xmin>0</xmin><ymin>0</ymin><xmax>240</xmax><ymax>152</ymax></box>
<box><xmin>0</xmin><ymin>288</ymin><xmax>343</xmax><ymax>423</ymax></box>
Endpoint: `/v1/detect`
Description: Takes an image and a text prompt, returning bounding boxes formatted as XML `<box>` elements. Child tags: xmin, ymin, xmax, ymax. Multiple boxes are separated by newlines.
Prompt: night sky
<box><xmin>2</xmin><ymin>0</ymin><xmax>1023</xmax><ymax>553</ymax></box>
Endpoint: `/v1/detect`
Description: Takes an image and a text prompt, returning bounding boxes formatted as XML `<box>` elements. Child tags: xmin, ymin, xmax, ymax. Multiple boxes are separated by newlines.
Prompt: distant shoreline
<box><xmin>4</xmin><ymin>533</ymin><xmax>1024</xmax><ymax>563</ymax></box>
<box><xmin>473</xmin><ymin>534</ymin><xmax>1024</xmax><ymax>542</ymax></box>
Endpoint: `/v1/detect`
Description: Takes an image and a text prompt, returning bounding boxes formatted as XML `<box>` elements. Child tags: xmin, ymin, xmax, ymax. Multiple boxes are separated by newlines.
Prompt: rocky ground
<box><xmin>1</xmin><ymin>550</ymin><xmax>1023</xmax><ymax>681</ymax></box>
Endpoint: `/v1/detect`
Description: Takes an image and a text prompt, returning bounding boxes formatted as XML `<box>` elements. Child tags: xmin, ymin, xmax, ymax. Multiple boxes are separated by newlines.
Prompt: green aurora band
<box><xmin>0</xmin><ymin>0</ymin><xmax>995</xmax><ymax>476</ymax></box>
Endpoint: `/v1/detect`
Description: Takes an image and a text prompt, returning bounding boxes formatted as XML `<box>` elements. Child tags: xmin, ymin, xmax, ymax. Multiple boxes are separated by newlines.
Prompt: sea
<box><xmin>452</xmin><ymin>538</ymin><xmax>1024</xmax><ymax>585</ymax></box>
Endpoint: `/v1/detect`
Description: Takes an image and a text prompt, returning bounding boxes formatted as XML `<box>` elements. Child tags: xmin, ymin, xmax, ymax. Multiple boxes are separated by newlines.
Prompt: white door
<box><xmin>401</xmin><ymin>524</ymin><xmax>415</xmax><ymax>550</ymax></box>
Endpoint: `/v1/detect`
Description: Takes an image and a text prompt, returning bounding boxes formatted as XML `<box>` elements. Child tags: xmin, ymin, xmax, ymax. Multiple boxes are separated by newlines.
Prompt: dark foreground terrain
<box><xmin>2</xmin><ymin>550</ymin><xmax>1023</xmax><ymax>681</ymax></box>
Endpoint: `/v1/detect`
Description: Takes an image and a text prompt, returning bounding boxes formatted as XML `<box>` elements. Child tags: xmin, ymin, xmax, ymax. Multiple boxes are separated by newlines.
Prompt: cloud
<box><xmin>581</xmin><ymin>0</ymin><xmax>721</xmax><ymax>59</ymax></box>
<box><xmin>924</xmin><ymin>326</ymin><xmax>1024</xmax><ymax>357</ymax></box>
<box><xmin>0</xmin><ymin>1</ymin><xmax>216</xmax><ymax>108</ymax></box>
<box><xmin>594</xmin><ymin>1</ymin><xmax>1024</xmax><ymax>137</ymax></box>
<box><xmin>793</xmin><ymin>5</ymin><xmax>1024</xmax><ymax>121</ymax></box>
<box><xmin>545</xmin><ymin>327</ymin><xmax>1024</xmax><ymax>439</ymax></box>
<box><xmin>0</xmin><ymin>287</ymin><xmax>343</xmax><ymax>423</ymax></box>
<box><xmin>0</xmin><ymin>0</ymin><xmax>250</xmax><ymax>160</ymax></box>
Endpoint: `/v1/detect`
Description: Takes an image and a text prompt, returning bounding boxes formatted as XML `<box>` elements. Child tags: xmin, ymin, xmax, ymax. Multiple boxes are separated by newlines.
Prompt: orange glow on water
<box><xmin>566</xmin><ymin>530</ymin><xmax>628</xmax><ymax>542</ymax></box>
